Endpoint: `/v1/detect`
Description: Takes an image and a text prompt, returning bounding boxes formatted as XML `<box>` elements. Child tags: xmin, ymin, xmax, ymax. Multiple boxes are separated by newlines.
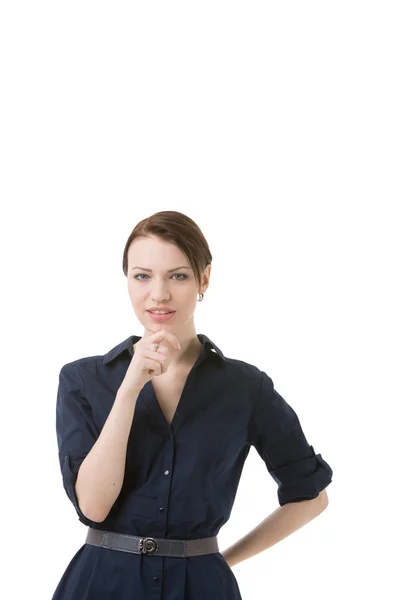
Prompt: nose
<box><xmin>151</xmin><ymin>281</ymin><xmax>171</xmax><ymax>303</ymax></box>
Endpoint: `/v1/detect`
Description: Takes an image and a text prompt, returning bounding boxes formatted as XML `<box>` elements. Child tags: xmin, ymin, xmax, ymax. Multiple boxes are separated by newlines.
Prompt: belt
<box><xmin>85</xmin><ymin>528</ymin><xmax>219</xmax><ymax>558</ymax></box>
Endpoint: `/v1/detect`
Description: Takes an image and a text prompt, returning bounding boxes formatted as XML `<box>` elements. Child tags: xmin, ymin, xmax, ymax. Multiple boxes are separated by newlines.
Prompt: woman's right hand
<box><xmin>118</xmin><ymin>329</ymin><xmax>181</xmax><ymax>395</ymax></box>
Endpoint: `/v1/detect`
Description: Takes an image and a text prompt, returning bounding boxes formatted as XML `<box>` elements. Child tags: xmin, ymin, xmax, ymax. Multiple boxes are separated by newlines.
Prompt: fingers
<box><xmin>150</xmin><ymin>344</ymin><xmax>169</xmax><ymax>355</ymax></box>
<box><xmin>145</xmin><ymin>351</ymin><xmax>168</xmax><ymax>374</ymax></box>
<box><xmin>150</xmin><ymin>329</ymin><xmax>181</xmax><ymax>350</ymax></box>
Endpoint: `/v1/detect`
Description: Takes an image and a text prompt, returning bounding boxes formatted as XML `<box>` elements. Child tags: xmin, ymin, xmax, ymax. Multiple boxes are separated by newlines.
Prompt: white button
<box><xmin>164</xmin><ymin>470</ymin><xmax>170</xmax><ymax>475</ymax></box>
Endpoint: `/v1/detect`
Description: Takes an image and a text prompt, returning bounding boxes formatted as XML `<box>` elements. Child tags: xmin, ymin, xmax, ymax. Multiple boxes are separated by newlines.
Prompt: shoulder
<box><xmin>60</xmin><ymin>355</ymin><xmax>100</xmax><ymax>374</ymax></box>
<box><xmin>60</xmin><ymin>334</ymin><xmax>133</xmax><ymax>374</ymax></box>
<box><xmin>58</xmin><ymin>354</ymin><xmax>103</xmax><ymax>392</ymax></box>
<box><xmin>220</xmin><ymin>355</ymin><xmax>269</xmax><ymax>395</ymax></box>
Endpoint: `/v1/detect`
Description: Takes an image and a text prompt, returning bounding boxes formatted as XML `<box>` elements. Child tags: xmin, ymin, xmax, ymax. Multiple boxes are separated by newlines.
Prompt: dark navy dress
<box><xmin>52</xmin><ymin>333</ymin><xmax>333</xmax><ymax>600</ymax></box>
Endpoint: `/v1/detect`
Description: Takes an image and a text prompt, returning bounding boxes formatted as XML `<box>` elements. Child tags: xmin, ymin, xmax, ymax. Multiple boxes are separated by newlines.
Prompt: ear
<box><xmin>199</xmin><ymin>264</ymin><xmax>211</xmax><ymax>294</ymax></box>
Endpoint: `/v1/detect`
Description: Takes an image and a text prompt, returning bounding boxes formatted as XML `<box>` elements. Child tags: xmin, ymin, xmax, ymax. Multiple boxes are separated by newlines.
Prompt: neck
<box><xmin>136</xmin><ymin>330</ymin><xmax>202</xmax><ymax>368</ymax></box>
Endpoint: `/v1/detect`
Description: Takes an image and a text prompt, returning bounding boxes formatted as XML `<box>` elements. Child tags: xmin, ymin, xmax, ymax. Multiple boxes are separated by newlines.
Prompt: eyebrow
<box><xmin>131</xmin><ymin>266</ymin><xmax>191</xmax><ymax>273</ymax></box>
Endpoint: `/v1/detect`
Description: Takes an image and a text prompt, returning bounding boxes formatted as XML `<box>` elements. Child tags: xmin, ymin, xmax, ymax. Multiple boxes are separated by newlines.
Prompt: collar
<box><xmin>102</xmin><ymin>333</ymin><xmax>226</xmax><ymax>365</ymax></box>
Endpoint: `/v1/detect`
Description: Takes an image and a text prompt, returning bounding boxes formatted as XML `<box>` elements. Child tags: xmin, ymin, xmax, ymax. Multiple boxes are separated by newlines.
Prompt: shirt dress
<box><xmin>51</xmin><ymin>333</ymin><xmax>333</xmax><ymax>600</ymax></box>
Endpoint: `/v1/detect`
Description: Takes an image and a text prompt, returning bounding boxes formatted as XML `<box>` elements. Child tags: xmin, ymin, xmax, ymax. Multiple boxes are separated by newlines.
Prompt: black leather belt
<box><xmin>85</xmin><ymin>528</ymin><xmax>219</xmax><ymax>557</ymax></box>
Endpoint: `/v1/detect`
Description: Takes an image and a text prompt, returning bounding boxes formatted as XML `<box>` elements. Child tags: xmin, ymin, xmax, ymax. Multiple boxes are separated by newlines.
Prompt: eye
<box><xmin>173</xmin><ymin>274</ymin><xmax>189</xmax><ymax>280</ymax></box>
<box><xmin>133</xmin><ymin>273</ymin><xmax>189</xmax><ymax>281</ymax></box>
<box><xmin>133</xmin><ymin>274</ymin><xmax>149</xmax><ymax>280</ymax></box>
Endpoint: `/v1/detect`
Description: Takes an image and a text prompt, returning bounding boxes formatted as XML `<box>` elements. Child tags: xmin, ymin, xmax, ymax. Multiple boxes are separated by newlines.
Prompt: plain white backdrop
<box><xmin>1</xmin><ymin>1</ymin><xmax>399</xmax><ymax>598</ymax></box>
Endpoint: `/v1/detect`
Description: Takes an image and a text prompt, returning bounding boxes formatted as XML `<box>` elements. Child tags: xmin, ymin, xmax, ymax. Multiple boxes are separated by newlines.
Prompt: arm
<box><xmin>227</xmin><ymin>369</ymin><xmax>333</xmax><ymax>566</ymax></box>
<box><xmin>222</xmin><ymin>491</ymin><xmax>328</xmax><ymax>568</ymax></box>
<box><xmin>56</xmin><ymin>363</ymin><xmax>142</xmax><ymax>525</ymax></box>
<box><xmin>75</xmin><ymin>387</ymin><xmax>141</xmax><ymax>522</ymax></box>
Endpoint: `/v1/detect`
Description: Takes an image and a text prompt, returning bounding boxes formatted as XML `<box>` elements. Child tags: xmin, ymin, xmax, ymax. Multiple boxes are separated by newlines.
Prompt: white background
<box><xmin>1</xmin><ymin>1</ymin><xmax>399</xmax><ymax>598</ymax></box>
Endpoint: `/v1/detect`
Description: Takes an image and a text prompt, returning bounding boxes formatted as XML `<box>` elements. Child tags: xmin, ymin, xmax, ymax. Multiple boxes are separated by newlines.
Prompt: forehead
<box><xmin>128</xmin><ymin>236</ymin><xmax>189</xmax><ymax>265</ymax></box>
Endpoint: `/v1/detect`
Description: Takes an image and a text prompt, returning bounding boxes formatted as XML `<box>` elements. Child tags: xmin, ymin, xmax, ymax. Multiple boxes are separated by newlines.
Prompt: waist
<box><xmin>85</xmin><ymin>528</ymin><xmax>219</xmax><ymax>558</ymax></box>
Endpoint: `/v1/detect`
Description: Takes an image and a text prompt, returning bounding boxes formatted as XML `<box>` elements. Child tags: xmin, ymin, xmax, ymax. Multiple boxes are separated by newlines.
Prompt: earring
<box><xmin>197</xmin><ymin>293</ymin><xmax>204</xmax><ymax>302</ymax></box>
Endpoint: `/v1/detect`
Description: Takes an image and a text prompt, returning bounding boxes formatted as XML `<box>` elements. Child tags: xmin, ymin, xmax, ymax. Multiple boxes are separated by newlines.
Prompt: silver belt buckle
<box><xmin>139</xmin><ymin>537</ymin><xmax>158</xmax><ymax>555</ymax></box>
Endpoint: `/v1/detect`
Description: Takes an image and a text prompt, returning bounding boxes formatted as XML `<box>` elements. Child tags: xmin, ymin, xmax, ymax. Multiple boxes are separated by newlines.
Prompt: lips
<box><xmin>147</xmin><ymin>310</ymin><xmax>176</xmax><ymax>322</ymax></box>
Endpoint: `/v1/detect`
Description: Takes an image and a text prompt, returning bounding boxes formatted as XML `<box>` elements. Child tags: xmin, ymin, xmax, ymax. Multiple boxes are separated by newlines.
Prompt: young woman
<box><xmin>52</xmin><ymin>210</ymin><xmax>333</xmax><ymax>600</ymax></box>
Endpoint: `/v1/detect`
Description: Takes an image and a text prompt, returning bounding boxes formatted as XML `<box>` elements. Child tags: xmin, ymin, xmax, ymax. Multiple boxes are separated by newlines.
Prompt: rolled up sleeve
<box><xmin>56</xmin><ymin>362</ymin><xmax>99</xmax><ymax>526</ymax></box>
<box><xmin>249</xmin><ymin>371</ymin><xmax>333</xmax><ymax>506</ymax></box>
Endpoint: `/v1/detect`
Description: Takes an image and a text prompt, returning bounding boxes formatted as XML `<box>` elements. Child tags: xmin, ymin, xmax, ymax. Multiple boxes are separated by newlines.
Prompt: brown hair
<box><xmin>122</xmin><ymin>211</ymin><xmax>212</xmax><ymax>291</ymax></box>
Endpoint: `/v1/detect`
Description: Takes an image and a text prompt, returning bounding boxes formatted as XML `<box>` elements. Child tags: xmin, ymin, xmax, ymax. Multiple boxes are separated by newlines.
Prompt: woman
<box><xmin>52</xmin><ymin>210</ymin><xmax>333</xmax><ymax>600</ymax></box>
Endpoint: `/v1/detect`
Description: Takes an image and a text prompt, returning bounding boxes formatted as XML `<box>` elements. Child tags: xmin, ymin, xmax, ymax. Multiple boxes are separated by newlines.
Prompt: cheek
<box><xmin>185</xmin><ymin>301</ymin><xmax>200</xmax><ymax>316</ymax></box>
<box><xmin>128</xmin><ymin>288</ymin><xmax>145</xmax><ymax>306</ymax></box>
